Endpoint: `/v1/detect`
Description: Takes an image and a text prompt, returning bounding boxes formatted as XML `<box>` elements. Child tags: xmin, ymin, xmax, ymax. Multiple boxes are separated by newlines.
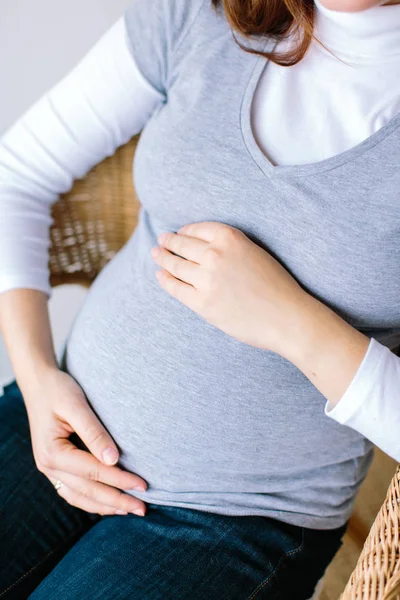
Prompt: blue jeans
<box><xmin>0</xmin><ymin>380</ymin><xmax>346</xmax><ymax>599</ymax></box>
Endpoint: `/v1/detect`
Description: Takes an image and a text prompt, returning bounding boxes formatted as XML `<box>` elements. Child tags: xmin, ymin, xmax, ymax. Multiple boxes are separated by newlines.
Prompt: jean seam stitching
<box><xmin>0</xmin><ymin>526</ymin><xmax>86</xmax><ymax>598</ymax></box>
<box><xmin>245</xmin><ymin>527</ymin><xmax>305</xmax><ymax>600</ymax></box>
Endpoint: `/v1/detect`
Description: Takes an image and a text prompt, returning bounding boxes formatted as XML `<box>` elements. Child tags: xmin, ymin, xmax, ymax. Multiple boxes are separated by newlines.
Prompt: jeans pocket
<box><xmin>245</xmin><ymin>525</ymin><xmax>305</xmax><ymax>600</ymax></box>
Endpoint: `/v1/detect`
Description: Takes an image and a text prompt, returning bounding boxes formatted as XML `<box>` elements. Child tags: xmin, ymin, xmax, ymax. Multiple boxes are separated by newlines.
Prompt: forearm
<box><xmin>0</xmin><ymin>289</ymin><xmax>58</xmax><ymax>395</ymax></box>
<box><xmin>284</xmin><ymin>294</ymin><xmax>371</xmax><ymax>406</ymax></box>
<box><xmin>282</xmin><ymin>293</ymin><xmax>400</xmax><ymax>461</ymax></box>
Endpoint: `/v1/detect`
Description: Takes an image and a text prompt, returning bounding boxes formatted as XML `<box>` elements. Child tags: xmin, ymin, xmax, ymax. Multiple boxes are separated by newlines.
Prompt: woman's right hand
<box><xmin>23</xmin><ymin>367</ymin><xmax>148</xmax><ymax>517</ymax></box>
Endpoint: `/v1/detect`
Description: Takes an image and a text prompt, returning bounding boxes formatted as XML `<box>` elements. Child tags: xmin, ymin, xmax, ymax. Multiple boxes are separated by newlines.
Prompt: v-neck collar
<box><xmin>240</xmin><ymin>36</ymin><xmax>400</xmax><ymax>179</ymax></box>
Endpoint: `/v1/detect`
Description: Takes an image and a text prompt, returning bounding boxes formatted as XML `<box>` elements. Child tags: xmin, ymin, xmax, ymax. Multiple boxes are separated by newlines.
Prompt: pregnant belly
<box><xmin>63</xmin><ymin>228</ymin><xmax>366</xmax><ymax>495</ymax></box>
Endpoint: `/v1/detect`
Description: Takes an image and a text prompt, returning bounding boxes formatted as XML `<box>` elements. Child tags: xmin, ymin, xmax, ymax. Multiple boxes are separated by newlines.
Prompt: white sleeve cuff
<box><xmin>325</xmin><ymin>337</ymin><xmax>400</xmax><ymax>461</ymax></box>
<box><xmin>0</xmin><ymin>274</ymin><xmax>52</xmax><ymax>298</ymax></box>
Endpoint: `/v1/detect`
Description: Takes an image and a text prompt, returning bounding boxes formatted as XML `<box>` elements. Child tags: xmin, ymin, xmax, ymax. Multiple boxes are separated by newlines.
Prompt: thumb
<box><xmin>68</xmin><ymin>401</ymin><xmax>119</xmax><ymax>466</ymax></box>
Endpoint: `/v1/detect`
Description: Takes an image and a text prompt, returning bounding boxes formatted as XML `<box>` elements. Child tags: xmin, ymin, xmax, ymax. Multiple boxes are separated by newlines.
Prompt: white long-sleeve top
<box><xmin>0</xmin><ymin>0</ymin><xmax>399</xmax><ymax>461</ymax></box>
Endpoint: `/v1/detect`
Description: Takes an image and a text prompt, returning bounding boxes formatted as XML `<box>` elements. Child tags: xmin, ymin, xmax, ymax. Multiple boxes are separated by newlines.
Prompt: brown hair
<box><xmin>211</xmin><ymin>0</ymin><xmax>316</xmax><ymax>66</ymax></box>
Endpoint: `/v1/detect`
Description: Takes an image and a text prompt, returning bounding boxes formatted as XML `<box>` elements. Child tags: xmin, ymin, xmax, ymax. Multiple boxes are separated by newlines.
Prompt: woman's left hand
<box><xmin>151</xmin><ymin>221</ymin><xmax>313</xmax><ymax>357</ymax></box>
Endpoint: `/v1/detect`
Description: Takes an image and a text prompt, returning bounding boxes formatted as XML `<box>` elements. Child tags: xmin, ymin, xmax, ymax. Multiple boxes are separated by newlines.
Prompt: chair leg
<box><xmin>308</xmin><ymin>576</ymin><xmax>325</xmax><ymax>600</ymax></box>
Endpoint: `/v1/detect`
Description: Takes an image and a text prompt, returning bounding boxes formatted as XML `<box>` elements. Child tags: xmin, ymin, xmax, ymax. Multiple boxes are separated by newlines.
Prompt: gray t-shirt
<box><xmin>63</xmin><ymin>0</ymin><xmax>400</xmax><ymax>529</ymax></box>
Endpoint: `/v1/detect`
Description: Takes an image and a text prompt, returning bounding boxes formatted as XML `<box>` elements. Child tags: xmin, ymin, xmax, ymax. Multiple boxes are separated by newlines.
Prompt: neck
<box><xmin>313</xmin><ymin>0</ymin><xmax>400</xmax><ymax>63</ymax></box>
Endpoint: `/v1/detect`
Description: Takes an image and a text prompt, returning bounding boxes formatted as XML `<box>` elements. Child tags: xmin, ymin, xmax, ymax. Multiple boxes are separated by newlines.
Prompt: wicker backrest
<box><xmin>341</xmin><ymin>466</ymin><xmax>400</xmax><ymax>600</ymax></box>
<box><xmin>48</xmin><ymin>136</ymin><xmax>400</xmax><ymax>599</ymax></box>
<box><xmin>49</xmin><ymin>135</ymin><xmax>141</xmax><ymax>288</ymax></box>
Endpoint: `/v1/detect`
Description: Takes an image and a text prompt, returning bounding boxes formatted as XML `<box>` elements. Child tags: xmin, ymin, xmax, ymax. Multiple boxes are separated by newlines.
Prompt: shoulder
<box><xmin>124</xmin><ymin>0</ymin><xmax>216</xmax><ymax>52</ymax></box>
<box><xmin>123</xmin><ymin>0</ymin><xmax>229</xmax><ymax>95</ymax></box>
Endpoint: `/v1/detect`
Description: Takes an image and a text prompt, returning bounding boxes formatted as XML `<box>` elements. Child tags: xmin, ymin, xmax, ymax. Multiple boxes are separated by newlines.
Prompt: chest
<box><xmin>132</xmin><ymin>40</ymin><xmax>400</xmax><ymax>332</ymax></box>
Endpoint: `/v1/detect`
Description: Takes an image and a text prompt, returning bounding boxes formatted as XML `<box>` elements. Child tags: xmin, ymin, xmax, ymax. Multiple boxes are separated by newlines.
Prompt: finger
<box><xmin>54</xmin><ymin>481</ymin><xmax>132</xmax><ymax>516</ymax></box>
<box><xmin>157</xmin><ymin>231</ymin><xmax>208</xmax><ymax>264</ymax></box>
<box><xmin>152</xmin><ymin>247</ymin><xmax>200</xmax><ymax>286</ymax></box>
<box><xmin>177</xmin><ymin>221</ymin><xmax>226</xmax><ymax>242</ymax></box>
<box><xmin>51</xmin><ymin>437</ymin><xmax>147</xmax><ymax>492</ymax></box>
<box><xmin>48</xmin><ymin>470</ymin><xmax>146</xmax><ymax>515</ymax></box>
<box><xmin>155</xmin><ymin>270</ymin><xmax>199</xmax><ymax>308</ymax></box>
<box><xmin>66</xmin><ymin>399</ymin><xmax>121</xmax><ymax>467</ymax></box>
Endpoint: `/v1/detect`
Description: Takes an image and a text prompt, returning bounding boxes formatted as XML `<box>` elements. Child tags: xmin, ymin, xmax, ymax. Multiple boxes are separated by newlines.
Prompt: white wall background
<box><xmin>0</xmin><ymin>0</ymin><xmax>132</xmax><ymax>387</ymax></box>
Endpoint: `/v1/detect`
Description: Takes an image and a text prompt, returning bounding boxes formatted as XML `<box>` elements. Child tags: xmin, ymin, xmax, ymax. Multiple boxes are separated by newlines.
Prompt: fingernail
<box><xmin>133</xmin><ymin>485</ymin><xmax>146</xmax><ymax>492</ymax></box>
<box><xmin>102</xmin><ymin>447</ymin><xmax>119</xmax><ymax>465</ymax></box>
<box><xmin>132</xmin><ymin>508</ymin><xmax>145</xmax><ymax>517</ymax></box>
<box><xmin>115</xmin><ymin>510</ymin><xmax>128</xmax><ymax>515</ymax></box>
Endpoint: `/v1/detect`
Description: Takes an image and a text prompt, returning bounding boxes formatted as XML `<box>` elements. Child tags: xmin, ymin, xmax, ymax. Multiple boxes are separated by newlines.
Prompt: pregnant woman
<box><xmin>1</xmin><ymin>0</ymin><xmax>400</xmax><ymax>597</ymax></box>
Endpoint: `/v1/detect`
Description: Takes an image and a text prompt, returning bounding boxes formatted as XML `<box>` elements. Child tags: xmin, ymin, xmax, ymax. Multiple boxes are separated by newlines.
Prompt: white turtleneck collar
<box><xmin>313</xmin><ymin>0</ymin><xmax>400</xmax><ymax>62</ymax></box>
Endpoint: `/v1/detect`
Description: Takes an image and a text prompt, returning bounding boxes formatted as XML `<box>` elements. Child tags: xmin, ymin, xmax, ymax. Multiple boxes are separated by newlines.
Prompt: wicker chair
<box><xmin>49</xmin><ymin>134</ymin><xmax>400</xmax><ymax>600</ymax></box>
